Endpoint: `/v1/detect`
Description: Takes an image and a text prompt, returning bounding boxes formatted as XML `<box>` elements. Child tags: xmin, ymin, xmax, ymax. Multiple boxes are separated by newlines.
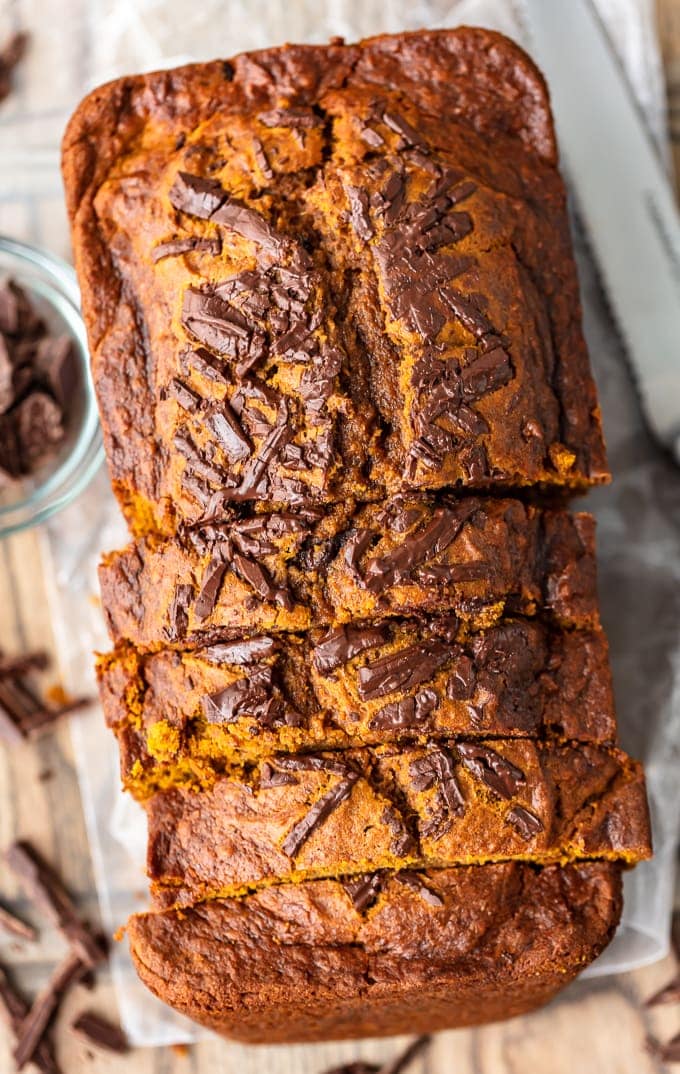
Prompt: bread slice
<box><xmin>144</xmin><ymin>741</ymin><xmax>650</xmax><ymax>906</ymax></box>
<box><xmin>128</xmin><ymin>861</ymin><xmax>622</xmax><ymax>1042</ymax></box>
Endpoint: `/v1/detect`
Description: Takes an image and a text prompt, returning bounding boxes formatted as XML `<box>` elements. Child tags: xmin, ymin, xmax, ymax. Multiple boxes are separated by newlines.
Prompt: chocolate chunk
<box><xmin>202</xmin><ymin>666</ymin><xmax>274</xmax><ymax>725</ymax></box>
<box><xmin>258</xmin><ymin>107</ymin><xmax>323</xmax><ymax>129</ymax></box>
<box><xmin>357</xmin><ymin>641</ymin><xmax>449</xmax><ymax>700</ymax></box>
<box><xmin>194</xmin><ymin>545</ymin><xmax>231</xmax><ymax>620</ymax></box>
<box><xmin>252</xmin><ymin>137</ymin><xmax>273</xmax><ymax>180</ymax></box>
<box><xmin>175</xmin><ymin>431</ymin><xmax>226</xmax><ymax>487</ymax></box>
<box><xmin>341</xmin><ymin>872</ymin><xmax>384</xmax><ymax>913</ymax></box>
<box><xmin>0</xmin><ymin>903</ymin><xmax>37</xmax><ymax>941</ymax></box>
<box><xmin>33</xmin><ymin>336</ymin><xmax>77</xmax><ymax>409</ymax></box>
<box><xmin>71</xmin><ymin>1011</ymin><xmax>128</xmax><ymax>1054</ymax></box>
<box><xmin>363</xmin><ymin>502</ymin><xmax>476</xmax><ymax>592</ymax></box>
<box><xmin>443</xmin><ymin>291</ymin><xmax>496</xmax><ymax>340</ymax></box>
<box><xmin>461</xmin><ymin>347</ymin><xmax>513</xmax><ymax>400</ymax></box>
<box><xmin>152</xmin><ymin>236</ymin><xmax>221</xmax><ymax>262</ymax></box>
<box><xmin>380</xmin><ymin>806</ymin><xmax>417</xmax><ymax>856</ymax></box>
<box><xmin>368</xmin><ymin>690</ymin><xmax>439</xmax><ymax>731</ymax></box>
<box><xmin>382</xmin><ymin>110</ymin><xmax>426</xmax><ymax>149</ymax></box>
<box><xmin>0</xmin><ymin>31</ymin><xmax>28</xmax><ymax>104</ymax></box>
<box><xmin>345</xmin><ymin>185</ymin><xmax>374</xmax><ymax>241</ymax></box>
<box><xmin>207</xmin><ymin>401</ymin><xmax>252</xmax><ymax>463</ymax></box>
<box><xmin>396</xmin><ymin>871</ymin><xmax>444</xmax><ymax>907</ymax></box>
<box><xmin>224</xmin><ymin>399</ymin><xmax>293</xmax><ymax>500</ymax></box>
<box><xmin>14</xmin><ymin>392</ymin><xmax>63</xmax><ymax>469</ymax></box>
<box><xmin>270</xmin><ymin>753</ymin><xmax>354</xmax><ymax>778</ymax></box>
<box><xmin>410</xmin><ymin>747</ymin><xmax>465</xmax><ymax>839</ymax></box>
<box><xmin>232</xmin><ymin>551</ymin><xmax>293</xmax><ymax>610</ymax></box>
<box><xmin>4</xmin><ymin>842</ymin><xmax>106</xmax><ymax>969</ymax></box>
<box><xmin>182</xmin><ymin>288</ymin><xmax>250</xmax><ymax>357</ymax></box>
<box><xmin>169</xmin><ymin>172</ymin><xmax>227</xmax><ymax>218</ymax></box>
<box><xmin>456</xmin><ymin>743</ymin><xmax>526</xmax><ymax>799</ymax></box>
<box><xmin>259</xmin><ymin>763</ymin><xmax>298</xmax><ymax>788</ymax></box>
<box><xmin>343</xmin><ymin>528</ymin><xmax>374</xmax><ymax>580</ymax></box>
<box><xmin>360</xmin><ymin>125</ymin><xmax>384</xmax><ymax>149</ymax></box>
<box><xmin>181</xmin><ymin>347</ymin><xmax>228</xmax><ymax>386</ymax></box>
<box><xmin>312</xmin><ymin>624</ymin><xmax>391</xmax><ymax>674</ymax></box>
<box><xmin>198</xmin><ymin>636</ymin><xmax>275</xmax><ymax>665</ymax></box>
<box><xmin>0</xmin><ymin>964</ymin><xmax>60</xmax><ymax>1074</ymax></box>
<box><xmin>163</xmin><ymin>378</ymin><xmax>201</xmax><ymax>413</ymax></box>
<box><xmin>445</xmin><ymin>654</ymin><xmax>475</xmax><ymax>700</ymax></box>
<box><xmin>13</xmin><ymin>951</ymin><xmax>89</xmax><ymax>1070</ymax></box>
<box><xmin>282</xmin><ymin>774</ymin><xmax>358</xmax><ymax>857</ymax></box>
<box><xmin>506</xmin><ymin>805</ymin><xmax>543</xmax><ymax>840</ymax></box>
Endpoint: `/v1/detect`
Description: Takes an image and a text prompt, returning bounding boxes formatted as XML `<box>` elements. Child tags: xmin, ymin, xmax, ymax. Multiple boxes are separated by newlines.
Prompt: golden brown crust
<box><xmin>128</xmin><ymin>861</ymin><xmax>623</xmax><ymax>1042</ymax></box>
<box><xmin>144</xmin><ymin>741</ymin><xmax>649</xmax><ymax>906</ymax></box>
<box><xmin>62</xmin><ymin>29</ymin><xmax>606</xmax><ymax>537</ymax></box>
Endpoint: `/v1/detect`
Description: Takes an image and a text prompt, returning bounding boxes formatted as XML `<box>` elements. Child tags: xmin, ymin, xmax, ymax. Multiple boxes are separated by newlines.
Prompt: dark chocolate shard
<box><xmin>194</xmin><ymin>545</ymin><xmax>231</xmax><ymax>621</ymax></box>
<box><xmin>14</xmin><ymin>392</ymin><xmax>63</xmax><ymax>469</ymax></box>
<box><xmin>396</xmin><ymin>871</ymin><xmax>444</xmax><ymax>907</ymax></box>
<box><xmin>410</xmin><ymin>747</ymin><xmax>465</xmax><ymax>839</ymax></box>
<box><xmin>232</xmin><ymin>551</ymin><xmax>293</xmax><ymax>610</ymax></box>
<box><xmin>357</xmin><ymin>641</ymin><xmax>449</xmax><ymax>701</ymax></box>
<box><xmin>456</xmin><ymin>743</ymin><xmax>526</xmax><ymax>800</ymax></box>
<box><xmin>506</xmin><ymin>805</ymin><xmax>544</xmax><ymax>840</ymax></box>
<box><xmin>252</xmin><ymin>137</ymin><xmax>273</xmax><ymax>180</ymax></box>
<box><xmin>197</xmin><ymin>636</ymin><xmax>275</xmax><ymax>665</ymax></box>
<box><xmin>13</xmin><ymin>951</ymin><xmax>88</xmax><ymax>1070</ymax></box>
<box><xmin>4</xmin><ymin>843</ymin><xmax>105</xmax><ymax>969</ymax></box>
<box><xmin>282</xmin><ymin>774</ymin><xmax>358</xmax><ymax>858</ymax></box>
<box><xmin>163</xmin><ymin>378</ymin><xmax>201</xmax><ymax>413</ymax></box>
<box><xmin>169</xmin><ymin>172</ymin><xmax>226</xmax><ymax>219</ymax></box>
<box><xmin>0</xmin><ymin>903</ymin><xmax>37</xmax><ymax>941</ymax></box>
<box><xmin>363</xmin><ymin>502</ymin><xmax>476</xmax><ymax>592</ymax></box>
<box><xmin>271</xmin><ymin>753</ymin><xmax>354</xmax><ymax>778</ymax></box>
<box><xmin>258</xmin><ymin>107</ymin><xmax>323</xmax><ymax>129</ymax></box>
<box><xmin>152</xmin><ymin>236</ymin><xmax>221</xmax><ymax>262</ymax></box>
<box><xmin>345</xmin><ymin>185</ymin><xmax>374</xmax><ymax>241</ymax></box>
<box><xmin>341</xmin><ymin>872</ymin><xmax>384</xmax><ymax>913</ymax></box>
<box><xmin>164</xmin><ymin>583</ymin><xmax>194</xmax><ymax>642</ymax></box>
<box><xmin>202</xmin><ymin>666</ymin><xmax>278</xmax><ymax>726</ymax></box>
<box><xmin>368</xmin><ymin>689</ymin><xmax>439</xmax><ymax>731</ymax></box>
<box><xmin>0</xmin><ymin>964</ymin><xmax>61</xmax><ymax>1074</ymax></box>
<box><xmin>312</xmin><ymin>624</ymin><xmax>391</xmax><ymax>674</ymax></box>
<box><xmin>207</xmin><ymin>401</ymin><xmax>252</xmax><ymax>463</ymax></box>
<box><xmin>71</xmin><ymin>1011</ymin><xmax>128</xmax><ymax>1054</ymax></box>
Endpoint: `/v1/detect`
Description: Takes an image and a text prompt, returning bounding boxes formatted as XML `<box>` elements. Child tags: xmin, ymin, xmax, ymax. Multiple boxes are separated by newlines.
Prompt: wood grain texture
<box><xmin>1</xmin><ymin>3</ymin><xmax>680</xmax><ymax>1071</ymax></box>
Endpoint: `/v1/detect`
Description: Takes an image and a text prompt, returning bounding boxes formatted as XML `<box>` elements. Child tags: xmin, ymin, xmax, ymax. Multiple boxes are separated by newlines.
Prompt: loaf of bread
<box><xmin>63</xmin><ymin>26</ymin><xmax>650</xmax><ymax>1043</ymax></box>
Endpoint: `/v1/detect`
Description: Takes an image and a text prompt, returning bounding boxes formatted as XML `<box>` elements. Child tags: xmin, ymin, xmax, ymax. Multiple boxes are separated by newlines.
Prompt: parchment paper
<box><xmin>1</xmin><ymin>0</ymin><xmax>677</xmax><ymax>1050</ymax></box>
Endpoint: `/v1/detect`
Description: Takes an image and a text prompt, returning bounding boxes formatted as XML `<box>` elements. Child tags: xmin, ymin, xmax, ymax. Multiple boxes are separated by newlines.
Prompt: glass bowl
<box><xmin>0</xmin><ymin>236</ymin><xmax>103</xmax><ymax>538</ymax></box>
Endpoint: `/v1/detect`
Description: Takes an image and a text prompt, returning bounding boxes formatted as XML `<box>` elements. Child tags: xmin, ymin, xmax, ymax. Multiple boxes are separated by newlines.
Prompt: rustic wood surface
<box><xmin>1</xmin><ymin>3</ymin><xmax>680</xmax><ymax>1071</ymax></box>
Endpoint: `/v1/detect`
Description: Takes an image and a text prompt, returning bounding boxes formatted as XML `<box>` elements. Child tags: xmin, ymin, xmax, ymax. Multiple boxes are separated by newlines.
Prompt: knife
<box><xmin>520</xmin><ymin>0</ymin><xmax>680</xmax><ymax>464</ymax></box>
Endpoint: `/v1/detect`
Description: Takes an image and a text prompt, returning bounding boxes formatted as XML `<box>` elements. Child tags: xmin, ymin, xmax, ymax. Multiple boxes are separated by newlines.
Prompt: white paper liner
<box><xmin>7</xmin><ymin>0</ymin><xmax>674</xmax><ymax>1047</ymax></box>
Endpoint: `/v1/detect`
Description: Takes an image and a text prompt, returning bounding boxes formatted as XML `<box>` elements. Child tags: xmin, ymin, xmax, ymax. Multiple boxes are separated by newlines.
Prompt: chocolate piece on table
<box><xmin>0</xmin><ymin>964</ymin><xmax>60</xmax><ymax>1074</ymax></box>
<box><xmin>5</xmin><ymin>842</ymin><xmax>106</xmax><ymax>968</ymax></box>
<box><xmin>0</xmin><ymin>31</ymin><xmax>28</xmax><ymax>103</ymax></box>
<box><xmin>0</xmin><ymin>903</ymin><xmax>37</xmax><ymax>941</ymax></box>
<box><xmin>13</xmin><ymin>950</ymin><xmax>88</xmax><ymax>1069</ymax></box>
<box><xmin>71</xmin><ymin>1010</ymin><xmax>129</xmax><ymax>1053</ymax></box>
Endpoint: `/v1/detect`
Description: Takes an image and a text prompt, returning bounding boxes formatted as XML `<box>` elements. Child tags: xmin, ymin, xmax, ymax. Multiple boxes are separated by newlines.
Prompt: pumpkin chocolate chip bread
<box><xmin>144</xmin><ymin>741</ymin><xmax>649</xmax><ymax>907</ymax></box>
<box><xmin>99</xmin><ymin>618</ymin><xmax>617</xmax><ymax>796</ymax></box>
<box><xmin>62</xmin><ymin>26</ymin><xmax>650</xmax><ymax>1043</ymax></box>
<box><xmin>128</xmin><ymin>861</ymin><xmax>623</xmax><ymax>1042</ymax></box>
<box><xmin>98</xmin><ymin>496</ymin><xmax>600</xmax><ymax>652</ymax></box>
<box><xmin>62</xmin><ymin>28</ymin><xmax>607</xmax><ymax>537</ymax></box>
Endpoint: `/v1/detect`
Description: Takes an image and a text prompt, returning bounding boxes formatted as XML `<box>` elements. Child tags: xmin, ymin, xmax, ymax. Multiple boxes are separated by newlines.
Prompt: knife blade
<box><xmin>521</xmin><ymin>0</ymin><xmax>680</xmax><ymax>464</ymax></box>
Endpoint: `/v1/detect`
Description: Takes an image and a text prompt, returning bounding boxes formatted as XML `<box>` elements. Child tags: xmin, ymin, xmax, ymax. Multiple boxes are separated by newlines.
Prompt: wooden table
<box><xmin>1</xmin><ymin>4</ymin><xmax>680</xmax><ymax>1071</ymax></box>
